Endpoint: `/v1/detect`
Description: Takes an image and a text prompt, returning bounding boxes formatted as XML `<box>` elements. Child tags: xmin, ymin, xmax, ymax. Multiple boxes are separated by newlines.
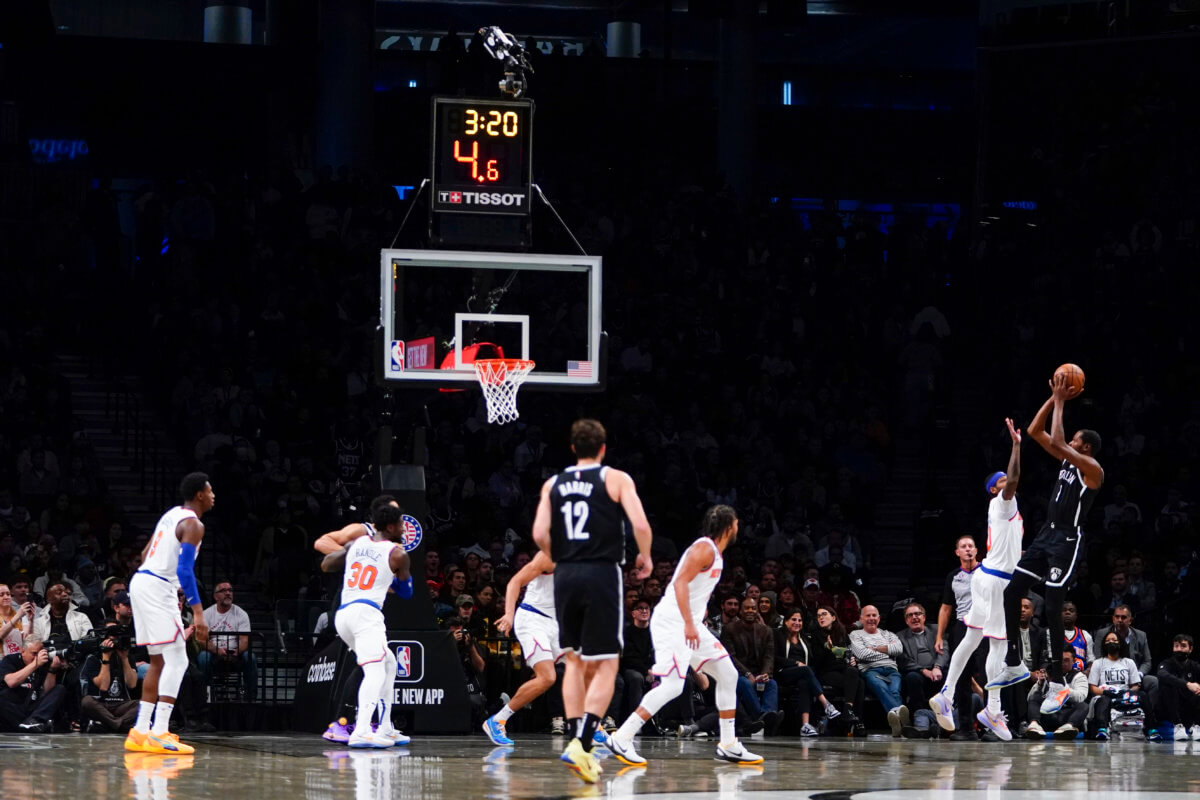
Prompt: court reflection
<box><xmin>124</xmin><ymin>753</ymin><xmax>194</xmax><ymax>800</ymax></box>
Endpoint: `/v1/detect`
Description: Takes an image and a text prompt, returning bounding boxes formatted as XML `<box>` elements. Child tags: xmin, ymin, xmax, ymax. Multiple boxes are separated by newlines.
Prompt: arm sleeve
<box><xmin>177</xmin><ymin>542</ymin><xmax>202</xmax><ymax>606</ymax></box>
<box><xmin>390</xmin><ymin>576</ymin><xmax>413</xmax><ymax>598</ymax></box>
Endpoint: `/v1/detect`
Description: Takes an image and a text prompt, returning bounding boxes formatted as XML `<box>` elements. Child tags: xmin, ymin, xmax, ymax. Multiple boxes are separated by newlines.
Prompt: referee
<box><xmin>934</xmin><ymin>534</ymin><xmax>984</xmax><ymax>740</ymax></box>
<box><xmin>533</xmin><ymin>419</ymin><xmax>652</xmax><ymax>784</ymax></box>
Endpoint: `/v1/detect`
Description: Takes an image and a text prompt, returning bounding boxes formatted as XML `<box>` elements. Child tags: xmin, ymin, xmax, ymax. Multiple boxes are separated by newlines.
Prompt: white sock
<box><xmin>151</xmin><ymin>701</ymin><xmax>174</xmax><ymax>735</ymax></box>
<box><xmin>615</xmin><ymin>714</ymin><xmax>645</xmax><ymax>743</ymax></box>
<box><xmin>718</xmin><ymin>716</ymin><xmax>736</xmax><ymax>745</ymax></box>
<box><xmin>495</xmin><ymin>705</ymin><xmax>515</xmax><ymax>723</ymax></box>
<box><xmin>987</xmin><ymin>690</ymin><xmax>1002</xmax><ymax>716</ymax></box>
<box><xmin>134</xmin><ymin>701</ymin><xmax>155</xmax><ymax>733</ymax></box>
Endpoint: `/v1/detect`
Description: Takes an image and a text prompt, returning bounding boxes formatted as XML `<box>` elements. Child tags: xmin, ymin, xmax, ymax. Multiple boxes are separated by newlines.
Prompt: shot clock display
<box><xmin>432</xmin><ymin>97</ymin><xmax>533</xmax><ymax>215</ymax></box>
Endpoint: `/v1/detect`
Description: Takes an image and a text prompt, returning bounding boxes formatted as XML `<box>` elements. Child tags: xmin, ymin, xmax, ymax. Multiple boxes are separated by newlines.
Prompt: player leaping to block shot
<box><xmin>930</xmin><ymin>419</ymin><xmax>1023</xmax><ymax>740</ymax></box>
<box><xmin>321</xmin><ymin>502</ymin><xmax>414</xmax><ymax>749</ymax></box>
<box><xmin>125</xmin><ymin>472</ymin><xmax>212</xmax><ymax>755</ymax></box>
<box><xmin>990</xmin><ymin>372</ymin><xmax>1103</xmax><ymax>694</ymax></box>
<box><xmin>607</xmin><ymin>505</ymin><xmax>763</xmax><ymax>767</ymax></box>
<box><xmin>482</xmin><ymin>550</ymin><xmax>567</xmax><ymax>745</ymax></box>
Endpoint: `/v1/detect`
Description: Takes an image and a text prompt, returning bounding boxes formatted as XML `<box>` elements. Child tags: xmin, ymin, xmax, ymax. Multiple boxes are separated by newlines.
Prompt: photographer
<box><xmin>446</xmin><ymin>616</ymin><xmax>487</xmax><ymax>724</ymax></box>
<box><xmin>79</xmin><ymin>620</ymin><xmax>140</xmax><ymax>732</ymax></box>
<box><xmin>0</xmin><ymin>636</ymin><xmax>67</xmax><ymax>732</ymax></box>
<box><xmin>32</xmin><ymin>581</ymin><xmax>89</xmax><ymax>728</ymax></box>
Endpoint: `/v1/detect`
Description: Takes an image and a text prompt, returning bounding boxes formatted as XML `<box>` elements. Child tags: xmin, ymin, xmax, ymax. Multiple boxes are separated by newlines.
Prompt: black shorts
<box><xmin>553</xmin><ymin>560</ymin><xmax>624</xmax><ymax>659</ymax></box>
<box><xmin>1015</xmin><ymin>523</ymin><xmax>1083</xmax><ymax>588</ymax></box>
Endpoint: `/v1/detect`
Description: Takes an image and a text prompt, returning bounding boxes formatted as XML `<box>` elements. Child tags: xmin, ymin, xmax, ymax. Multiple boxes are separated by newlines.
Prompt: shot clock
<box><xmin>432</xmin><ymin>97</ymin><xmax>533</xmax><ymax>215</ymax></box>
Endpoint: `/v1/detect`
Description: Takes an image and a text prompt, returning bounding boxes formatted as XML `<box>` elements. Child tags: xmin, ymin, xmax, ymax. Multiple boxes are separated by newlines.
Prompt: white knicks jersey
<box><xmin>655</xmin><ymin>538</ymin><xmax>723</xmax><ymax>626</ymax></box>
<box><xmin>141</xmin><ymin>506</ymin><xmax>201</xmax><ymax>587</ymax></box>
<box><xmin>341</xmin><ymin>537</ymin><xmax>398</xmax><ymax>608</ymax></box>
<box><xmin>982</xmin><ymin>494</ymin><xmax>1023</xmax><ymax>574</ymax></box>
<box><xmin>522</xmin><ymin>572</ymin><xmax>557</xmax><ymax>617</ymax></box>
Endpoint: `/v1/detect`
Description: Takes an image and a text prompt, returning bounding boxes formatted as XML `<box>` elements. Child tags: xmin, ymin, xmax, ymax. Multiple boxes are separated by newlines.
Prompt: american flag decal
<box><xmin>567</xmin><ymin>360</ymin><xmax>593</xmax><ymax>378</ymax></box>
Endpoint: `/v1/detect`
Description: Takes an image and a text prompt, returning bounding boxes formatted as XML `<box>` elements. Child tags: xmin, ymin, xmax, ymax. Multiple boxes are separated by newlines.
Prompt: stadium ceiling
<box><xmin>377</xmin><ymin>0</ymin><xmax>975</xmax><ymax>19</ymax></box>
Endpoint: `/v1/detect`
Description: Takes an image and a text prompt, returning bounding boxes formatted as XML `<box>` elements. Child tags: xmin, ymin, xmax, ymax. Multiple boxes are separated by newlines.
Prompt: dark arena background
<box><xmin>2</xmin><ymin>1</ymin><xmax>1200</xmax><ymax>798</ymax></box>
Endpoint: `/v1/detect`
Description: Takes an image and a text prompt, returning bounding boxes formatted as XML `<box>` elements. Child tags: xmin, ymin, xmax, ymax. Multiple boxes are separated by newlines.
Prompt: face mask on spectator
<box><xmin>1104</xmin><ymin>642</ymin><xmax>1120</xmax><ymax>656</ymax></box>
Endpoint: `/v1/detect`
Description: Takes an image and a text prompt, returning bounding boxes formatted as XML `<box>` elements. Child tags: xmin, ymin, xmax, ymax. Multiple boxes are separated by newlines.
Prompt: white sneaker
<box><xmin>550</xmin><ymin>716</ymin><xmax>566</xmax><ymax>735</ymax></box>
<box><xmin>1039</xmin><ymin>682</ymin><xmax>1070</xmax><ymax>714</ymax></box>
<box><xmin>887</xmin><ymin>707</ymin><xmax>906</xmax><ymax>737</ymax></box>
<box><xmin>714</xmin><ymin>740</ymin><xmax>763</xmax><ymax>765</ymax></box>
<box><xmin>799</xmin><ymin>723</ymin><xmax>819</xmax><ymax>737</ymax></box>
<box><xmin>607</xmin><ymin>735</ymin><xmax>646</xmax><ymax>766</ymax></box>
<box><xmin>1175</xmin><ymin>724</ymin><xmax>1189</xmax><ymax>742</ymax></box>
<box><xmin>1191</xmin><ymin>726</ymin><xmax>1200</xmax><ymax>742</ymax></box>
<box><xmin>976</xmin><ymin>708</ymin><xmax>1012</xmax><ymax>741</ymax></box>
<box><xmin>823</xmin><ymin>704</ymin><xmax>841</xmax><ymax>720</ymax></box>
<box><xmin>1024</xmin><ymin>720</ymin><xmax>1046</xmax><ymax>739</ymax></box>
<box><xmin>348</xmin><ymin>730</ymin><xmax>393</xmax><ymax>749</ymax></box>
<box><xmin>984</xmin><ymin>664</ymin><xmax>1031</xmax><ymax>689</ymax></box>
<box><xmin>376</xmin><ymin>725</ymin><xmax>411</xmax><ymax>745</ymax></box>
<box><xmin>929</xmin><ymin>692</ymin><xmax>956</xmax><ymax>731</ymax></box>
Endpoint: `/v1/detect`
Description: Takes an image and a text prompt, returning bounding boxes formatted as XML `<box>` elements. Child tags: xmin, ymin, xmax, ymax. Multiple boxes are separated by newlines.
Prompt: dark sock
<box><xmin>567</xmin><ymin>717</ymin><xmax>582</xmax><ymax>739</ymax></box>
<box><xmin>579</xmin><ymin>712</ymin><xmax>601</xmax><ymax>751</ymax></box>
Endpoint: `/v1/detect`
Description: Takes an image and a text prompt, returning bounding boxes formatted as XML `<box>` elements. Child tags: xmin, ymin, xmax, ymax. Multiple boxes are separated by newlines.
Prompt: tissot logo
<box><xmin>438</xmin><ymin>191</ymin><xmax>527</xmax><ymax>208</ymax></box>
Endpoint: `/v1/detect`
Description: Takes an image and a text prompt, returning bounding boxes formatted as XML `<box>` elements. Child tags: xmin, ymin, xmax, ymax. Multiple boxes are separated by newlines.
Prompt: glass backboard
<box><xmin>379</xmin><ymin>249</ymin><xmax>602</xmax><ymax>388</ymax></box>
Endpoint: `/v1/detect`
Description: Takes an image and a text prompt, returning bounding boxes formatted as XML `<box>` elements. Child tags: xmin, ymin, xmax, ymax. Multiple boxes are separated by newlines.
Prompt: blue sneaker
<box><xmin>592</xmin><ymin>728</ymin><xmax>610</xmax><ymax>748</ymax></box>
<box><xmin>1095</xmin><ymin>728</ymin><xmax>1109</xmax><ymax>741</ymax></box>
<box><xmin>482</xmin><ymin>716</ymin><xmax>515</xmax><ymax>746</ymax></box>
<box><xmin>1146</xmin><ymin>729</ymin><xmax>1163</xmax><ymax>743</ymax></box>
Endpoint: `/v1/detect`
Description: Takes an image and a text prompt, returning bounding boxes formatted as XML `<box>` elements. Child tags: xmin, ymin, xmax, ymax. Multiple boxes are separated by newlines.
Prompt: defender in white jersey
<box><xmin>322</xmin><ymin>503</ymin><xmax>413</xmax><ymax>749</ymax></box>
<box><xmin>482</xmin><ymin>550</ymin><xmax>566</xmax><ymax>745</ymax></box>
<box><xmin>608</xmin><ymin>505</ymin><xmax>762</xmax><ymax>767</ymax></box>
<box><xmin>931</xmin><ymin>419</ymin><xmax>1023</xmax><ymax>740</ymax></box>
<box><xmin>125</xmin><ymin>472</ymin><xmax>213</xmax><ymax>756</ymax></box>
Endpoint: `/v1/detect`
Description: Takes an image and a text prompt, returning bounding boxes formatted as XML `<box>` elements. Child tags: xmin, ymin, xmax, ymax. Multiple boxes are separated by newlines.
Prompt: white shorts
<box><xmin>130</xmin><ymin>571</ymin><xmax>184</xmax><ymax>654</ymax></box>
<box><xmin>649</xmin><ymin>614</ymin><xmax>729</xmax><ymax>679</ymax></box>
<box><xmin>514</xmin><ymin>606</ymin><xmax>563</xmax><ymax>668</ymax></box>
<box><xmin>964</xmin><ymin>567</ymin><xmax>1010</xmax><ymax>640</ymax></box>
<box><xmin>335</xmin><ymin>601</ymin><xmax>389</xmax><ymax>665</ymax></box>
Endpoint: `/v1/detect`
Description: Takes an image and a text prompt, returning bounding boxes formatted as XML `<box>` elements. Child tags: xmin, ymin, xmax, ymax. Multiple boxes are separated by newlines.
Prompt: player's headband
<box><xmin>985</xmin><ymin>472</ymin><xmax>1006</xmax><ymax>495</ymax></box>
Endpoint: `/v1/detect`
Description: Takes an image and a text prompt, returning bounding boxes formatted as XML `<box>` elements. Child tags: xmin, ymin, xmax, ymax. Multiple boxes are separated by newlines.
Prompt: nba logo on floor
<box><xmin>395</xmin><ymin>646</ymin><xmax>412</xmax><ymax>678</ymax></box>
<box><xmin>389</xmin><ymin>340</ymin><xmax>405</xmax><ymax>372</ymax></box>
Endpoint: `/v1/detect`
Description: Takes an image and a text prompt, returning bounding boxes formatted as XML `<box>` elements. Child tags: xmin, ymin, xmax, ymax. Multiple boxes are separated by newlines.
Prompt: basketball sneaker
<box><xmin>348</xmin><ymin>729</ymin><xmax>393</xmax><ymax>749</ymax></box>
<box><xmin>1094</xmin><ymin>728</ymin><xmax>1109</xmax><ymax>741</ymax></box>
<box><xmin>323</xmin><ymin>717</ymin><xmax>354</xmax><ymax>743</ymax></box>
<box><xmin>560</xmin><ymin>738</ymin><xmax>602</xmax><ymax>783</ymax></box>
<box><xmin>143</xmin><ymin>732</ymin><xmax>195</xmax><ymax>755</ymax></box>
<box><xmin>1024</xmin><ymin>720</ymin><xmax>1046</xmax><ymax>739</ymax></box>
<box><xmin>929</xmin><ymin>691</ymin><xmax>956</xmax><ymax>731</ymax></box>
<box><xmin>550</xmin><ymin>716</ymin><xmax>566</xmax><ymax>735</ymax></box>
<box><xmin>607</xmin><ymin>735</ymin><xmax>647</xmax><ymax>766</ymax></box>
<box><xmin>1039</xmin><ymin>683</ymin><xmax>1071</xmax><ymax>714</ymax></box>
<box><xmin>976</xmin><ymin>708</ymin><xmax>1012</xmax><ymax>741</ymax></box>
<box><xmin>376</xmin><ymin>724</ymin><xmax>410</xmax><ymax>745</ymax></box>
<box><xmin>1191</xmin><ymin>726</ymin><xmax>1200</xmax><ymax>741</ymax></box>
<box><xmin>124</xmin><ymin>729</ymin><xmax>149</xmax><ymax>752</ymax></box>
<box><xmin>984</xmin><ymin>664</ymin><xmax>1031</xmax><ymax>689</ymax></box>
<box><xmin>483</xmin><ymin>716</ymin><xmax>514</xmax><ymax>746</ymax></box>
<box><xmin>591</xmin><ymin>728</ymin><xmax>610</xmax><ymax>748</ymax></box>
<box><xmin>714</xmin><ymin>740</ymin><xmax>764</xmax><ymax>765</ymax></box>
<box><xmin>800</xmin><ymin>723</ymin><xmax>820</xmax><ymax>737</ymax></box>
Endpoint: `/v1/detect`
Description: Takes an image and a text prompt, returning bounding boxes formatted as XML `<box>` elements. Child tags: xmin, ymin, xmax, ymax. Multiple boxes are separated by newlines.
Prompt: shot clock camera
<box><xmin>478</xmin><ymin>26</ymin><xmax>533</xmax><ymax>98</ymax></box>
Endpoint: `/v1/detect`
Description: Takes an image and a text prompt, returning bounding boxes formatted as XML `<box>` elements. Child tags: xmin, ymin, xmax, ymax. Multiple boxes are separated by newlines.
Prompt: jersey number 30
<box><xmin>559</xmin><ymin>501</ymin><xmax>591</xmax><ymax>541</ymax></box>
<box><xmin>347</xmin><ymin>563</ymin><xmax>378</xmax><ymax>590</ymax></box>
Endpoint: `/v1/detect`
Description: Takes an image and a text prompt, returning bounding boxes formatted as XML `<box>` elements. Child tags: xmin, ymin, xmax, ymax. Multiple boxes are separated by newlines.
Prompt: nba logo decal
<box><xmin>395</xmin><ymin>646</ymin><xmax>412</xmax><ymax>678</ymax></box>
<box><xmin>400</xmin><ymin>514</ymin><xmax>423</xmax><ymax>552</ymax></box>
<box><xmin>388</xmin><ymin>639</ymin><xmax>424</xmax><ymax>682</ymax></box>
<box><xmin>389</xmin><ymin>340</ymin><xmax>405</xmax><ymax>372</ymax></box>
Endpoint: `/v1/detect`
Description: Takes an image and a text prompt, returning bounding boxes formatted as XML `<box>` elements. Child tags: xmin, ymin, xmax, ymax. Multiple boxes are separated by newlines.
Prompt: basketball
<box><xmin>1054</xmin><ymin>363</ymin><xmax>1086</xmax><ymax>393</ymax></box>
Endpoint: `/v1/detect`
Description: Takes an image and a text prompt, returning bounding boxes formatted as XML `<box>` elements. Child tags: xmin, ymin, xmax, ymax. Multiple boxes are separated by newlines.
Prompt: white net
<box><xmin>473</xmin><ymin>359</ymin><xmax>535</xmax><ymax>424</ymax></box>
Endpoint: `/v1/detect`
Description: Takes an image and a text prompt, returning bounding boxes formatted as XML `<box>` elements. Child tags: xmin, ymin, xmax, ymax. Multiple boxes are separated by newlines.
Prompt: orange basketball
<box><xmin>1054</xmin><ymin>363</ymin><xmax>1086</xmax><ymax>393</ymax></box>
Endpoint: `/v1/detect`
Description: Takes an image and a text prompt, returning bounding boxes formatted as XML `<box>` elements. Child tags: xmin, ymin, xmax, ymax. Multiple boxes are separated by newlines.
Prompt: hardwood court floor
<box><xmin>3</xmin><ymin>731</ymin><xmax>1199</xmax><ymax>799</ymax></box>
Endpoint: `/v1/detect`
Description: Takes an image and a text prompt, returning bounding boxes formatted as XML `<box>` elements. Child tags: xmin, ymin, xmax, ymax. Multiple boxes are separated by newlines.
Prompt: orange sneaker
<box><xmin>143</xmin><ymin>731</ymin><xmax>195</xmax><ymax>755</ymax></box>
<box><xmin>125</xmin><ymin>729</ymin><xmax>149</xmax><ymax>752</ymax></box>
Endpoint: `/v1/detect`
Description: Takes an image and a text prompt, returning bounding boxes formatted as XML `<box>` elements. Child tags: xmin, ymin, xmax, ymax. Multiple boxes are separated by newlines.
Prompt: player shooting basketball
<box><xmin>989</xmin><ymin>372</ymin><xmax>1103</xmax><ymax>695</ymax></box>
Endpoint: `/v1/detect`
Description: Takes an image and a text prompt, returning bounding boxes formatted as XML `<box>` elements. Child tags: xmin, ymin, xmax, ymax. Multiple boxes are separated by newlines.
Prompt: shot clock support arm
<box><xmin>532</xmin><ymin>184</ymin><xmax>588</xmax><ymax>257</ymax></box>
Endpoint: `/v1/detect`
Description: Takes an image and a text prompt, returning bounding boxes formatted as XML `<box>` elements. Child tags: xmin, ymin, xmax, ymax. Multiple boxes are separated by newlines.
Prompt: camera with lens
<box><xmin>44</xmin><ymin>624</ymin><xmax>135</xmax><ymax>664</ymax></box>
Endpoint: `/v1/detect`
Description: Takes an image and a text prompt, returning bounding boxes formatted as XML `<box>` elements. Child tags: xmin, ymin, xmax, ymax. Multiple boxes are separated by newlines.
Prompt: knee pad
<box><xmin>705</xmin><ymin>657</ymin><xmax>739</xmax><ymax>711</ymax></box>
<box><xmin>158</xmin><ymin>640</ymin><xmax>189</xmax><ymax>698</ymax></box>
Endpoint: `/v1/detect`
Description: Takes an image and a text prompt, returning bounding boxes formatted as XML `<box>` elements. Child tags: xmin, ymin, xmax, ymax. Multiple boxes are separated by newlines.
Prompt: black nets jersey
<box><xmin>548</xmin><ymin>464</ymin><xmax>626</xmax><ymax>564</ymax></box>
<box><xmin>1046</xmin><ymin>460</ymin><xmax>1095</xmax><ymax>529</ymax></box>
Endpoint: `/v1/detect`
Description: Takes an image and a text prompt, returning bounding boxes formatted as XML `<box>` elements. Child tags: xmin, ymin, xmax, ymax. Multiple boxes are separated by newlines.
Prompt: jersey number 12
<box><xmin>559</xmin><ymin>501</ymin><xmax>591</xmax><ymax>541</ymax></box>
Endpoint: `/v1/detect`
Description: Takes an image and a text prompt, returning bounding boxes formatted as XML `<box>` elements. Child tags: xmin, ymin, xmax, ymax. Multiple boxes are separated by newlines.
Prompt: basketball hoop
<box><xmin>473</xmin><ymin>358</ymin><xmax>535</xmax><ymax>424</ymax></box>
